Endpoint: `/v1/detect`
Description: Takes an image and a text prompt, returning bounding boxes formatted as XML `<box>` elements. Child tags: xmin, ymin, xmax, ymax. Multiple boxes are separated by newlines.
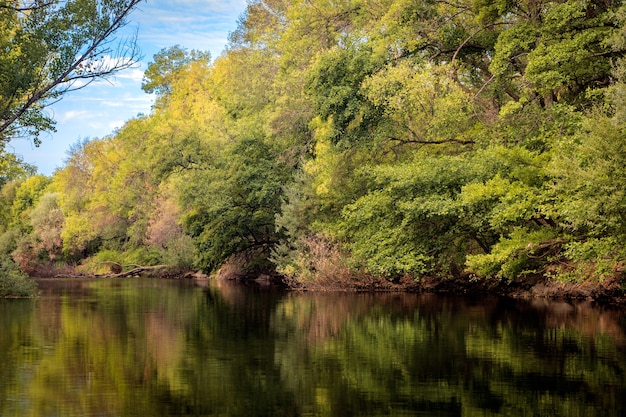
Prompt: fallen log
<box><xmin>95</xmin><ymin>264</ymin><xmax>171</xmax><ymax>278</ymax></box>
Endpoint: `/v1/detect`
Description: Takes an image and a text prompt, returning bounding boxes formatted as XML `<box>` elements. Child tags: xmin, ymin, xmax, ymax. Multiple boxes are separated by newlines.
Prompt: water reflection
<box><xmin>0</xmin><ymin>278</ymin><xmax>623</xmax><ymax>416</ymax></box>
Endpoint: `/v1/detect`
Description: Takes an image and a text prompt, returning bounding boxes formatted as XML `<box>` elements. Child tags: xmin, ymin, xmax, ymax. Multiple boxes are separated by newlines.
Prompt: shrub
<box><xmin>0</xmin><ymin>256</ymin><xmax>38</xmax><ymax>297</ymax></box>
<box><xmin>272</xmin><ymin>234</ymin><xmax>360</xmax><ymax>290</ymax></box>
<box><xmin>80</xmin><ymin>248</ymin><xmax>165</xmax><ymax>275</ymax></box>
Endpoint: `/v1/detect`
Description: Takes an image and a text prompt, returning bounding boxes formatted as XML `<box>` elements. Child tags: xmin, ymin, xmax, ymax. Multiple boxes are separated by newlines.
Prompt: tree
<box><xmin>486</xmin><ymin>0</ymin><xmax>622</xmax><ymax>106</ymax></box>
<box><xmin>0</xmin><ymin>147</ymin><xmax>36</xmax><ymax>187</ymax></box>
<box><xmin>182</xmin><ymin>137</ymin><xmax>290</xmax><ymax>274</ymax></box>
<box><xmin>9</xmin><ymin>174</ymin><xmax>51</xmax><ymax>231</ymax></box>
<box><xmin>0</xmin><ymin>0</ymin><xmax>143</xmax><ymax>143</ymax></box>
<box><xmin>20</xmin><ymin>0</ymin><xmax>626</xmax><ymax>285</ymax></box>
<box><xmin>142</xmin><ymin>45</ymin><xmax>211</xmax><ymax>100</ymax></box>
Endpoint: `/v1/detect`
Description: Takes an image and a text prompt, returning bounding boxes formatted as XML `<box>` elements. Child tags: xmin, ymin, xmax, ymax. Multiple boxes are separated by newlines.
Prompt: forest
<box><xmin>1</xmin><ymin>0</ymin><xmax>625</xmax><ymax>295</ymax></box>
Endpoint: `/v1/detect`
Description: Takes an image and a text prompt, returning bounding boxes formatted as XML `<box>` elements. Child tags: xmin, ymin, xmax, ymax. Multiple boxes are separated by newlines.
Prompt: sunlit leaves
<box><xmin>336</xmin><ymin>155</ymin><xmax>481</xmax><ymax>276</ymax></box>
<box><xmin>363</xmin><ymin>61</ymin><xmax>478</xmax><ymax>148</ymax></box>
<box><xmin>549</xmin><ymin>115</ymin><xmax>626</xmax><ymax>271</ymax></box>
<box><xmin>142</xmin><ymin>45</ymin><xmax>211</xmax><ymax>101</ymax></box>
<box><xmin>10</xmin><ymin>175</ymin><xmax>51</xmax><ymax>230</ymax></box>
<box><xmin>465</xmin><ymin>227</ymin><xmax>560</xmax><ymax>279</ymax></box>
<box><xmin>489</xmin><ymin>0</ymin><xmax>618</xmax><ymax>104</ymax></box>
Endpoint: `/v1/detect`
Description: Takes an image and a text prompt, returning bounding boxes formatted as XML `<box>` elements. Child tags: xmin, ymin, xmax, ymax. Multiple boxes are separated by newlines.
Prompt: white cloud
<box><xmin>108</xmin><ymin>120</ymin><xmax>125</xmax><ymax>130</ymax></box>
<box><xmin>61</xmin><ymin>78</ymin><xmax>90</xmax><ymax>90</ymax></box>
<box><xmin>60</xmin><ymin>110</ymin><xmax>91</xmax><ymax>122</ymax></box>
<box><xmin>101</xmin><ymin>100</ymin><xmax>124</xmax><ymax>107</ymax></box>
<box><xmin>102</xmin><ymin>95</ymin><xmax>153</xmax><ymax>110</ymax></box>
<box><xmin>117</xmin><ymin>68</ymin><xmax>145</xmax><ymax>82</ymax></box>
<box><xmin>133</xmin><ymin>0</ymin><xmax>246</xmax><ymax>56</ymax></box>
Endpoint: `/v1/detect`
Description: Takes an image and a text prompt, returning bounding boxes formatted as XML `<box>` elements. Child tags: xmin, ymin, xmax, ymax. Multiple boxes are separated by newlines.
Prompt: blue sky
<box><xmin>8</xmin><ymin>0</ymin><xmax>248</xmax><ymax>176</ymax></box>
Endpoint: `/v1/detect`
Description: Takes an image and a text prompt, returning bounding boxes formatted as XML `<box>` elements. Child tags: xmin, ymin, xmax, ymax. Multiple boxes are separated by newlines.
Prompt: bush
<box><xmin>552</xmin><ymin>238</ymin><xmax>626</xmax><ymax>282</ymax></box>
<box><xmin>0</xmin><ymin>257</ymin><xmax>38</xmax><ymax>297</ymax></box>
<box><xmin>0</xmin><ymin>229</ymin><xmax>20</xmax><ymax>257</ymax></box>
<box><xmin>80</xmin><ymin>248</ymin><xmax>165</xmax><ymax>275</ymax></box>
<box><xmin>159</xmin><ymin>235</ymin><xmax>196</xmax><ymax>269</ymax></box>
<box><xmin>272</xmin><ymin>234</ymin><xmax>360</xmax><ymax>290</ymax></box>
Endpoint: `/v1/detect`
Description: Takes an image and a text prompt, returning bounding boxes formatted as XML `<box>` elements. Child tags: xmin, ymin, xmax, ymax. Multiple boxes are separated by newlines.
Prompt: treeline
<box><xmin>2</xmin><ymin>0</ymin><xmax>626</xmax><ymax>287</ymax></box>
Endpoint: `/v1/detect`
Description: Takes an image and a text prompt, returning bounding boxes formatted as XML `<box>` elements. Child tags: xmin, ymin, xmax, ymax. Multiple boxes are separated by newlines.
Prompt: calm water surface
<box><xmin>0</xmin><ymin>277</ymin><xmax>624</xmax><ymax>416</ymax></box>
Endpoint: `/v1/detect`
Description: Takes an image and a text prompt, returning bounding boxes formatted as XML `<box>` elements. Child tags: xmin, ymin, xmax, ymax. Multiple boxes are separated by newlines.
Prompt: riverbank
<box><xmin>30</xmin><ymin>261</ymin><xmax>626</xmax><ymax>306</ymax></box>
<box><xmin>418</xmin><ymin>275</ymin><xmax>626</xmax><ymax>305</ymax></box>
<box><xmin>272</xmin><ymin>272</ymin><xmax>626</xmax><ymax>305</ymax></box>
<box><xmin>208</xmin><ymin>253</ymin><xmax>626</xmax><ymax>304</ymax></box>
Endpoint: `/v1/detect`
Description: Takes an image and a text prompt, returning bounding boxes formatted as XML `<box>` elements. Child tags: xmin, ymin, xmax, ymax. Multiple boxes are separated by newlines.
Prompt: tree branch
<box><xmin>388</xmin><ymin>136</ymin><xmax>475</xmax><ymax>146</ymax></box>
<box><xmin>0</xmin><ymin>0</ymin><xmax>143</xmax><ymax>140</ymax></box>
<box><xmin>451</xmin><ymin>22</ymin><xmax>510</xmax><ymax>64</ymax></box>
<box><xmin>0</xmin><ymin>1</ymin><xmax>56</xmax><ymax>12</ymax></box>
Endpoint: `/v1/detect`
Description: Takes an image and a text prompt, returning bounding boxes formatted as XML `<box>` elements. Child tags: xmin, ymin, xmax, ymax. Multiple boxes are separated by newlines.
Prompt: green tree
<box><xmin>182</xmin><ymin>137</ymin><xmax>290</xmax><ymax>274</ymax></box>
<box><xmin>33</xmin><ymin>0</ymin><xmax>626</xmax><ymax>285</ymax></box>
<box><xmin>0</xmin><ymin>149</ymin><xmax>36</xmax><ymax>187</ymax></box>
<box><xmin>487</xmin><ymin>0</ymin><xmax>622</xmax><ymax>106</ymax></box>
<box><xmin>9</xmin><ymin>175</ymin><xmax>51</xmax><ymax>231</ymax></box>
<box><xmin>0</xmin><ymin>256</ymin><xmax>37</xmax><ymax>297</ymax></box>
<box><xmin>305</xmin><ymin>40</ymin><xmax>385</xmax><ymax>148</ymax></box>
<box><xmin>0</xmin><ymin>149</ymin><xmax>37</xmax><ymax>232</ymax></box>
<box><xmin>0</xmin><ymin>0</ymin><xmax>142</xmax><ymax>143</ymax></box>
<box><xmin>549</xmin><ymin>114</ymin><xmax>626</xmax><ymax>278</ymax></box>
<box><xmin>142</xmin><ymin>45</ymin><xmax>210</xmax><ymax>101</ymax></box>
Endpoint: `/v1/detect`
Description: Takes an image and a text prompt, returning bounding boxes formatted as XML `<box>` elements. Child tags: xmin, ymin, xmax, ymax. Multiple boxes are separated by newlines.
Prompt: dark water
<box><xmin>0</xmin><ymin>278</ymin><xmax>625</xmax><ymax>416</ymax></box>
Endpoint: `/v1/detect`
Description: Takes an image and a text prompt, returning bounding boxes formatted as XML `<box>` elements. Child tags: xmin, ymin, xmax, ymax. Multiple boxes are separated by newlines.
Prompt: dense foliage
<box><xmin>2</xmin><ymin>0</ymin><xmax>626</xmax><ymax>287</ymax></box>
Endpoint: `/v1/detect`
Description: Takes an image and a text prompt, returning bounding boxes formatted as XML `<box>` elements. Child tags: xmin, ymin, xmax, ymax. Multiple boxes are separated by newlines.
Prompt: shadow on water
<box><xmin>0</xmin><ymin>277</ymin><xmax>623</xmax><ymax>416</ymax></box>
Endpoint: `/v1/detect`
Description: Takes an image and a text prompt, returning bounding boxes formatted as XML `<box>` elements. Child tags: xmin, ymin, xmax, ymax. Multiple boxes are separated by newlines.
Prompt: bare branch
<box><xmin>0</xmin><ymin>1</ymin><xmax>56</xmax><ymax>12</ymax></box>
<box><xmin>388</xmin><ymin>136</ymin><xmax>475</xmax><ymax>146</ymax></box>
<box><xmin>451</xmin><ymin>22</ymin><xmax>511</xmax><ymax>64</ymax></box>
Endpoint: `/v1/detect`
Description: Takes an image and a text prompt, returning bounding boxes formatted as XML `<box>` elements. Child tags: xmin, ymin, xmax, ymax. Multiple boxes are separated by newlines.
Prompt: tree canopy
<box><xmin>2</xmin><ymin>0</ymin><xmax>626</xmax><ymax>289</ymax></box>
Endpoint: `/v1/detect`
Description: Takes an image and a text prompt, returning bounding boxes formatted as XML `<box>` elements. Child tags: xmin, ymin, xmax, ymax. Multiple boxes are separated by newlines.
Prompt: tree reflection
<box><xmin>272</xmin><ymin>293</ymin><xmax>626</xmax><ymax>417</ymax></box>
<box><xmin>0</xmin><ymin>279</ymin><xmax>624</xmax><ymax>416</ymax></box>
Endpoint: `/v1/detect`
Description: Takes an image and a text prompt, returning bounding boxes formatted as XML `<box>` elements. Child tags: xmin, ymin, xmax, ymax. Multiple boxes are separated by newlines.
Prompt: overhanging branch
<box><xmin>0</xmin><ymin>0</ymin><xmax>143</xmax><ymax>141</ymax></box>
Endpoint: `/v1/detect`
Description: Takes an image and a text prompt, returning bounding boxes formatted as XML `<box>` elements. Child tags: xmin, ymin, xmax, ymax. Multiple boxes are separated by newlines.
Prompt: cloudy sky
<box><xmin>8</xmin><ymin>0</ymin><xmax>248</xmax><ymax>175</ymax></box>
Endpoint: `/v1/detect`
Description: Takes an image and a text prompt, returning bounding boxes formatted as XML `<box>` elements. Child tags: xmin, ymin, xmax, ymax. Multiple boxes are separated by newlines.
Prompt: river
<box><xmin>0</xmin><ymin>277</ymin><xmax>624</xmax><ymax>416</ymax></box>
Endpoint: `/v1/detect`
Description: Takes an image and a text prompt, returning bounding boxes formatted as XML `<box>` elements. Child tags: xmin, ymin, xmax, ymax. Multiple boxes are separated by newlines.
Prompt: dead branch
<box><xmin>95</xmin><ymin>265</ymin><xmax>171</xmax><ymax>278</ymax></box>
<box><xmin>56</xmin><ymin>264</ymin><xmax>172</xmax><ymax>278</ymax></box>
